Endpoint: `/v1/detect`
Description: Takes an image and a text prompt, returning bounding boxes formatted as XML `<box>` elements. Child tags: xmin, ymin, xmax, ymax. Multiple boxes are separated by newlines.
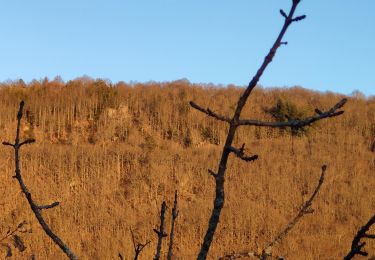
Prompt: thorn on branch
<box><xmin>208</xmin><ymin>169</ymin><xmax>218</xmax><ymax>178</ymax></box>
<box><xmin>280</xmin><ymin>41</ymin><xmax>288</xmax><ymax>46</ymax></box>
<box><xmin>19</xmin><ymin>139</ymin><xmax>36</xmax><ymax>147</ymax></box>
<box><xmin>315</xmin><ymin>108</ymin><xmax>323</xmax><ymax>115</ymax></box>
<box><xmin>292</xmin><ymin>15</ymin><xmax>306</xmax><ymax>22</ymax></box>
<box><xmin>2</xmin><ymin>141</ymin><xmax>14</xmax><ymax>147</ymax></box>
<box><xmin>226</xmin><ymin>145</ymin><xmax>258</xmax><ymax>162</ymax></box>
<box><xmin>279</xmin><ymin>9</ymin><xmax>287</xmax><ymax>19</ymax></box>
<box><xmin>37</xmin><ymin>201</ymin><xmax>60</xmax><ymax>210</ymax></box>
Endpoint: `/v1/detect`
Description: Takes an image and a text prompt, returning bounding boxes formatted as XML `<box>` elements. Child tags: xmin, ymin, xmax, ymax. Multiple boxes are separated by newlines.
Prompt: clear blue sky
<box><xmin>0</xmin><ymin>1</ymin><xmax>374</xmax><ymax>96</ymax></box>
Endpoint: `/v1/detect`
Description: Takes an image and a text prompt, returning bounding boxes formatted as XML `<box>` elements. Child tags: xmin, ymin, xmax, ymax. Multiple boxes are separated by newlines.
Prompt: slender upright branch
<box><xmin>190</xmin><ymin>2</ymin><xmax>312</xmax><ymax>259</ymax></box>
<box><xmin>129</xmin><ymin>227</ymin><xmax>151</xmax><ymax>260</ymax></box>
<box><xmin>220</xmin><ymin>165</ymin><xmax>327</xmax><ymax>260</ymax></box>
<box><xmin>167</xmin><ymin>191</ymin><xmax>179</xmax><ymax>260</ymax></box>
<box><xmin>2</xmin><ymin>101</ymin><xmax>77</xmax><ymax>260</ymax></box>
<box><xmin>344</xmin><ymin>214</ymin><xmax>375</xmax><ymax>259</ymax></box>
<box><xmin>261</xmin><ymin>165</ymin><xmax>327</xmax><ymax>259</ymax></box>
<box><xmin>154</xmin><ymin>201</ymin><xmax>168</xmax><ymax>260</ymax></box>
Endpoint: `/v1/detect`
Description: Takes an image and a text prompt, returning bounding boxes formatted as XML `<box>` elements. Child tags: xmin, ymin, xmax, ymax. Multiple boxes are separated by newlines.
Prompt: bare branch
<box><xmin>292</xmin><ymin>15</ymin><xmax>306</xmax><ymax>22</ymax></box>
<box><xmin>167</xmin><ymin>191</ymin><xmax>179</xmax><ymax>260</ymax></box>
<box><xmin>2</xmin><ymin>101</ymin><xmax>77</xmax><ymax>260</ymax></box>
<box><xmin>37</xmin><ymin>201</ymin><xmax>60</xmax><ymax>210</ymax></box>
<box><xmin>221</xmin><ymin>166</ymin><xmax>326</xmax><ymax>260</ymax></box>
<box><xmin>344</xmin><ymin>214</ymin><xmax>375</xmax><ymax>259</ymax></box>
<box><xmin>19</xmin><ymin>139</ymin><xmax>36</xmax><ymax>147</ymax></box>
<box><xmin>195</xmin><ymin>2</ymin><xmax>310</xmax><ymax>259</ymax></box>
<box><xmin>279</xmin><ymin>9</ymin><xmax>287</xmax><ymax>19</ymax></box>
<box><xmin>2</xmin><ymin>141</ymin><xmax>14</xmax><ymax>147</ymax></box>
<box><xmin>0</xmin><ymin>221</ymin><xmax>28</xmax><ymax>243</ymax></box>
<box><xmin>154</xmin><ymin>201</ymin><xmax>168</xmax><ymax>260</ymax></box>
<box><xmin>130</xmin><ymin>227</ymin><xmax>151</xmax><ymax>260</ymax></box>
<box><xmin>261</xmin><ymin>165</ymin><xmax>327</xmax><ymax>258</ymax></box>
<box><xmin>238</xmin><ymin>98</ymin><xmax>347</xmax><ymax>128</ymax></box>
<box><xmin>208</xmin><ymin>169</ymin><xmax>218</xmax><ymax>178</ymax></box>
<box><xmin>226</xmin><ymin>144</ymin><xmax>259</xmax><ymax>162</ymax></box>
<box><xmin>189</xmin><ymin>101</ymin><xmax>231</xmax><ymax>123</ymax></box>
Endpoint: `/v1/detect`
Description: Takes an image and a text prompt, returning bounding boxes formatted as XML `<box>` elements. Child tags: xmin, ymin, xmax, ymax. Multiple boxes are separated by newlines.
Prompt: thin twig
<box><xmin>2</xmin><ymin>101</ymin><xmax>77</xmax><ymax>260</ymax></box>
<box><xmin>226</xmin><ymin>144</ymin><xmax>259</xmax><ymax>162</ymax></box>
<box><xmin>0</xmin><ymin>221</ymin><xmax>27</xmax><ymax>243</ymax></box>
<box><xmin>154</xmin><ymin>201</ymin><xmax>168</xmax><ymax>260</ymax></box>
<box><xmin>129</xmin><ymin>227</ymin><xmax>151</xmax><ymax>260</ymax></box>
<box><xmin>220</xmin><ymin>166</ymin><xmax>327</xmax><ymax>260</ymax></box>
<box><xmin>189</xmin><ymin>101</ymin><xmax>231</xmax><ymax>123</ymax></box>
<box><xmin>261</xmin><ymin>165</ymin><xmax>327</xmax><ymax>259</ymax></box>
<box><xmin>238</xmin><ymin>99</ymin><xmax>346</xmax><ymax>127</ymax></box>
<box><xmin>167</xmin><ymin>191</ymin><xmax>179</xmax><ymax>260</ymax></box>
<box><xmin>344</xmin><ymin>214</ymin><xmax>375</xmax><ymax>259</ymax></box>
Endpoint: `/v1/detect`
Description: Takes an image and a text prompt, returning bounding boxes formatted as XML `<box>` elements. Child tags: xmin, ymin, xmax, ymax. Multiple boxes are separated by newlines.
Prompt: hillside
<box><xmin>0</xmin><ymin>78</ymin><xmax>374</xmax><ymax>259</ymax></box>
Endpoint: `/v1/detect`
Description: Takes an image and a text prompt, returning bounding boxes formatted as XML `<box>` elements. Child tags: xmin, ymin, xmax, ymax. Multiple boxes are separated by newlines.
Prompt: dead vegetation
<box><xmin>0</xmin><ymin>1</ymin><xmax>374</xmax><ymax>258</ymax></box>
<box><xmin>0</xmin><ymin>82</ymin><xmax>374</xmax><ymax>258</ymax></box>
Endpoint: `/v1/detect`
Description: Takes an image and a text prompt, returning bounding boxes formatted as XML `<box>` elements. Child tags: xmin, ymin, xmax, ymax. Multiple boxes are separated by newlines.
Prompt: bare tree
<box><xmin>2</xmin><ymin>101</ymin><xmax>77</xmax><ymax>260</ymax></box>
<box><xmin>344</xmin><ymin>214</ymin><xmax>375</xmax><ymax>259</ymax></box>
<box><xmin>190</xmin><ymin>1</ymin><xmax>347</xmax><ymax>259</ymax></box>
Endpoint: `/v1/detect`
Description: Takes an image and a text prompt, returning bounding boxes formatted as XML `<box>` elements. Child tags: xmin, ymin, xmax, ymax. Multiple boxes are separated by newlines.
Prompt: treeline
<box><xmin>0</xmin><ymin>78</ymin><xmax>374</xmax><ymax>258</ymax></box>
<box><xmin>0</xmin><ymin>77</ymin><xmax>374</xmax><ymax>148</ymax></box>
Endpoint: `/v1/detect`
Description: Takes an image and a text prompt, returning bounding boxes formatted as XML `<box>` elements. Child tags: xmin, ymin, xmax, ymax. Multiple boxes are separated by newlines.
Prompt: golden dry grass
<box><xmin>0</xmin><ymin>78</ymin><xmax>374</xmax><ymax>259</ymax></box>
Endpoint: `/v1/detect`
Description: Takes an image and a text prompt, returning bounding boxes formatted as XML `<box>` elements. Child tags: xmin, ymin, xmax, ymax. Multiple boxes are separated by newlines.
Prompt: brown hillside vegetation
<box><xmin>0</xmin><ymin>78</ymin><xmax>374</xmax><ymax>259</ymax></box>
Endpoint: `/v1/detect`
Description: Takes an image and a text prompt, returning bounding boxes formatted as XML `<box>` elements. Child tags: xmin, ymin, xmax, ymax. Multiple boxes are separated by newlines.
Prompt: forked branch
<box><xmin>167</xmin><ymin>191</ymin><xmax>179</xmax><ymax>260</ymax></box>
<box><xmin>344</xmin><ymin>214</ymin><xmax>375</xmax><ymax>259</ymax></box>
<box><xmin>2</xmin><ymin>101</ymin><xmax>77</xmax><ymax>260</ymax></box>
<box><xmin>220</xmin><ymin>165</ymin><xmax>327</xmax><ymax>260</ymax></box>
<box><xmin>129</xmin><ymin>227</ymin><xmax>151</xmax><ymax>260</ymax></box>
<box><xmin>189</xmin><ymin>1</ymin><xmax>334</xmax><ymax>259</ymax></box>
<box><xmin>226</xmin><ymin>144</ymin><xmax>258</xmax><ymax>162</ymax></box>
<box><xmin>154</xmin><ymin>201</ymin><xmax>168</xmax><ymax>260</ymax></box>
<box><xmin>238</xmin><ymin>98</ymin><xmax>346</xmax><ymax>128</ymax></box>
<box><xmin>260</xmin><ymin>165</ymin><xmax>327</xmax><ymax>259</ymax></box>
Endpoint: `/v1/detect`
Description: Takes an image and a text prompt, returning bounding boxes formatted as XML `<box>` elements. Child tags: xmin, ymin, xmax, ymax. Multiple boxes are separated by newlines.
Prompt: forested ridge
<box><xmin>0</xmin><ymin>78</ymin><xmax>374</xmax><ymax>259</ymax></box>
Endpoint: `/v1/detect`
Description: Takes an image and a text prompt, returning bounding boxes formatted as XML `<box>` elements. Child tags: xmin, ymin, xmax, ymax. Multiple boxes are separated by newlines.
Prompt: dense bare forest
<box><xmin>0</xmin><ymin>78</ymin><xmax>374</xmax><ymax>259</ymax></box>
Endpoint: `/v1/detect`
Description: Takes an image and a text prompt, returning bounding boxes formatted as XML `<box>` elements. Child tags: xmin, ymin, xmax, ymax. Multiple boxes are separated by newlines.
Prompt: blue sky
<box><xmin>0</xmin><ymin>1</ymin><xmax>374</xmax><ymax>96</ymax></box>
